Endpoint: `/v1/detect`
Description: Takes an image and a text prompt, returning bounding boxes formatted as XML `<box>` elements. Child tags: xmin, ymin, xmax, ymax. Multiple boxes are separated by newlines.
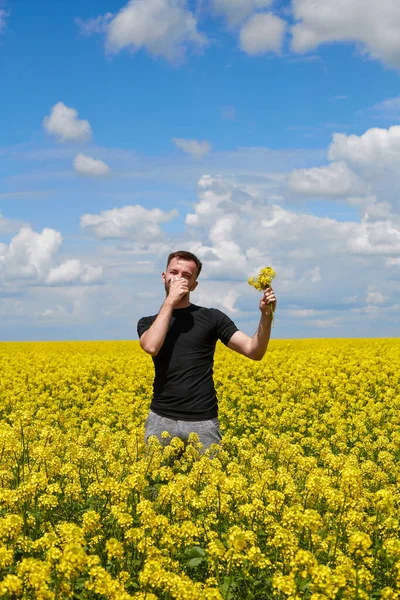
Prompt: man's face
<box><xmin>162</xmin><ymin>257</ymin><xmax>198</xmax><ymax>295</ymax></box>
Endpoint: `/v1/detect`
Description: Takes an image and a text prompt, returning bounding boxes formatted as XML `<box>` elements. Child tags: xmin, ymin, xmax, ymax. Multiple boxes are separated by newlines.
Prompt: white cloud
<box><xmin>329</xmin><ymin>126</ymin><xmax>400</xmax><ymax>169</ymax></box>
<box><xmin>0</xmin><ymin>212</ymin><xmax>28</xmax><ymax>235</ymax></box>
<box><xmin>5</xmin><ymin>154</ymin><xmax>400</xmax><ymax>337</ymax></box>
<box><xmin>81</xmin><ymin>205</ymin><xmax>178</xmax><ymax>240</ymax></box>
<box><xmin>74</xmin><ymin>153</ymin><xmax>110</xmax><ymax>177</ymax></box>
<box><xmin>240</xmin><ymin>12</ymin><xmax>287</xmax><ymax>55</ymax></box>
<box><xmin>0</xmin><ymin>227</ymin><xmax>102</xmax><ymax>288</ymax></box>
<box><xmin>369</xmin><ymin>96</ymin><xmax>400</xmax><ymax>117</ymax></box>
<box><xmin>75</xmin><ymin>13</ymin><xmax>113</xmax><ymax>35</ymax></box>
<box><xmin>363</xmin><ymin>200</ymin><xmax>393</xmax><ymax>221</ymax></box>
<box><xmin>291</xmin><ymin>0</ymin><xmax>400</xmax><ymax>69</ymax></box>
<box><xmin>194</xmin><ymin>283</ymin><xmax>241</xmax><ymax>314</ymax></box>
<box><xmin>172</xmin><ymin>138</ymin><xmax>212</xmax><ymax>159</ymax></box>
<box><xmin>181</xmin><ymin>172</ymin><xmax>400</xmax><ymax>335</ymax></box>
<box><xmin>1</xmin><ymin>228</ymin><xmax>62</xmax><ymax>279</ymax></box>
<box><xmin>46</xmin><ymin>260</ymin><xmax>103</xmax><ymax>285</ymax></box>
<box><xmin>366</xmin><ymin>290</ymin><xmax>385</xmax><ymax>304</ymax></box>
<box><xmin>348</xmin><ymin>219</ymin><xmax>400</xmax><ymax>256</ymax></box>
<box><xmin>288</xmin><ymin>161</ymin><xmax>367</xmax><ymax>197</ymax></box>
<box><xmin>185</xmin><ymin>175</ymin><xmax>346</xmax><ymax>281</ymax></box>
<box><xmin>211</xmin><ymin>0</ymin><xmax>273</xmax><ymax>26</ymax></box>
<box><xmin>43</xmin><ymin>102</ymin><xmax>92</xmax><ymax>143</ymax></box>
<box><xmin>0</xmin><ymin>10</ymin><xmax>8</xmax><ymax>34</ymax></box>
<box><xmin>104</xmin><ymin>0</ymin><xmax>207</xmax><ymax>62</ymax></box>
<box><xmin>185</xmin><ymin>175</ymin><xmax>245</xmax><ymax>228</ymax></box>
<box><xmin>221</xmin><ymin>289</ymin><xmax>240</xmax><ymax>313</ymax></box>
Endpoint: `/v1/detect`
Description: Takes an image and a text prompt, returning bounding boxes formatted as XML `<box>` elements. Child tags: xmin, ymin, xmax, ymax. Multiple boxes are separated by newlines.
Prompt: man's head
<box><xmin>162</xmin><ymin>250</ymin><xmax>202</xmax><ymax>295</ymax></box>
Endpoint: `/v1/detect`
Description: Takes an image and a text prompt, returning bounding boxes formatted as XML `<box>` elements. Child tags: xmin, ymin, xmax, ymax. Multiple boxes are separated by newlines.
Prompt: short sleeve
<box><xmin>137</xmin><ymin>316</ymin><xmax>155</xmax><ymax>339</ymax></box>
<box><xmin>213</xmin><ymin>309</ymin><xmax>239</xmax><ymax>346</ymax></box>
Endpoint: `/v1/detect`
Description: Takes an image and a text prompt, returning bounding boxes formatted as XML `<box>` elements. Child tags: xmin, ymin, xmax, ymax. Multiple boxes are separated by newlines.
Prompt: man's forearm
<box><xmin>140</xmin><ymin>300</ymin><xmax>174</xmax><ymax>356</ymax></box>
<box><xmin>249</xmin><ymin>313</ymin><xmax>273</xmax><ymax>360</ymax></box>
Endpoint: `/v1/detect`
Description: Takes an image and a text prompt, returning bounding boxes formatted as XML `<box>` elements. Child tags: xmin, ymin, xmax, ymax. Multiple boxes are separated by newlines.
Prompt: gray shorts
<box><xmin>144</xmin><ymin>410</ymin><xmax>222</xmax><ymax>452</ymax></box>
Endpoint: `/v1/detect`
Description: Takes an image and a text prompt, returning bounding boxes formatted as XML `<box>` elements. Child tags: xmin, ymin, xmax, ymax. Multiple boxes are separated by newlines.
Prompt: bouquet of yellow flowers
<box><xmin>248</xmin><ymin>266</ymin><xmax>276</xmax><ymax>325</ymax></box>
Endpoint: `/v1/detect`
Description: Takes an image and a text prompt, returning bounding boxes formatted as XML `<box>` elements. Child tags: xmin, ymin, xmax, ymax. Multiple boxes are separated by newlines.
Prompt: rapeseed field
<box><xmin>0</xmin><ymin>339</ymin><xmax>399</xmax><ymax>599</ymax></box>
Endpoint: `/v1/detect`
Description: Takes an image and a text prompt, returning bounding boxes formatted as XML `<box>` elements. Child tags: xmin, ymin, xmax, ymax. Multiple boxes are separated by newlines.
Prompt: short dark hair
<box><xmin>166</xmin><ymin>250</ymin><xmax>202</xmax><ymax>278</ymax></box>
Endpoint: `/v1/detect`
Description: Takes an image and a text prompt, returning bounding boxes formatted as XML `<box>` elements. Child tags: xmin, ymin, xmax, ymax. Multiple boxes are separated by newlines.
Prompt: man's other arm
<box><xmin>227</xmin><ymin>286</ymin><xmax>277</xmax><ymax>361</ymax></box>
<box><xmin>227</xmin><ymin>314</ymin><xmax>272</xmax><ymax>361</ymax></box>
<box><xmin>139</xmin><ymin>278</ymin><xmax>189</xmax><ymax>356</ymax></box>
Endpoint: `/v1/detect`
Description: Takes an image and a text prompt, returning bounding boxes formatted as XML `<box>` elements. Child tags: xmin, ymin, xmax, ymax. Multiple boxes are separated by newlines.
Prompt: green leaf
<box><xmin>184</xmin><ymin>546</ymin><xmax>205</xmax><ymax>558</ymax></box>
<box><xmin>298</xmin><ymin>579</ymin><xmax>312</xmax><ymax>592</ymax></box>
<box><xmin>220</xmin><ymin>576</ymin><xmax>237</xmax><ymax>599</ymax></box>
<box><xmin>183</xmin><ymin>547</ymin><xmax>206</xmax><ymax>568</ymax></box>
<box><xmin>184</xmin><ymin>556</ymin><xmax>204</xmax><ymax>568</ymax></box>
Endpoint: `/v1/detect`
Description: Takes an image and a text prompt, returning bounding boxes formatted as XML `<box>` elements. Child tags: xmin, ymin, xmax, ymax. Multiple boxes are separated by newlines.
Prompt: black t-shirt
<box><xmin>137</xmin><ymin>304</ymin><xmax>238</xmax><ymax>421</ymax></box>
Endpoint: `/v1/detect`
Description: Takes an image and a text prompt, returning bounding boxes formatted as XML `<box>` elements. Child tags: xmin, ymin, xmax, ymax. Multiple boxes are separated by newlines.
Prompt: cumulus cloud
<box><xmin>0</xmin><ymin>213</ymin><xmax>28</xmax><ymax>235</ymax></box>
<box><xmin>348</xmin><ymin>219</ymin><xmax>400</xmax><ymax>256</ymax></box>
<box><xmin>182</xmin><ymin>171</ymin><xmax>400</xmax><ymax>338</ymax></box>
<box><xmin>288</xmin><ymin>161</ymin><xmax>367</xmax><ymax>197</ymax></box>
<box><xmin>240</xmin><ymin>12</ymin><xmax>287</xmax><ymax>55</ymax></box>
<box><xmin>75</xmin><ymin>13</ymin><xmax>113</xmax><ymax>35</ymax></box>
<box><xmin>0</xmin><ymin>227</ymin><xmax>102</xmax><ymax>287</ymax></box>
<box><xmin>0</xmin><ymin>228</ymin><xmax>63</xmax><ymax>280</ymax></box>
<box><xmin>79</xmin><ymin>0</ymin><xmax>207</xmax><ymax>62</ymax></box>
<box><xmin>5</xmin><ymin>159</ymin><xmax>400</xmax><ymax>336</ymax></box>
<box><xmin>211</xmin><ymin>0</ymin><xmax>273</xmax><ymax>26</ymax></box>
<box><xmin>172</xmin><ymin>138</ymin><xmax>212</xmax><ymax>159</ymax></box>
<box><xmin>195</xmin><ymin>285</ymin><xmax>240</xmax><ymax>314</ymax></box>
<box><xmin>291</xmin><ymin>0</ymin><xmax>400</xmax><ymax>69</ymax></box>
<box><xmin>81</xmin><ymin>205</ymin><xmax>178</xmax><ymax>240</ymax></box>
<box><xmin>46</xmin><ymin>260</ymin><xmax>103</xmax><ymax>285</ymax></box>
<box><xmin>43</xmin><ymin>102</ymin><xmax>92</xmax><ymax>143</ymax></box>
<box><xmin>73</xmin><ymin>153</ymin><xmax>110</xmax><ymax>177</ymax></box>
<box><xmin>186</xmin><ymin>175</ymin><xmax>244</xmax><ymax>228</ymax></box>
<box><xmin>366</xmin><ymin>290</ymin><xmax>385</xmax><ymax>304</ymax></box>
<box><xmin>329</xmin><ymin>126</ymin><xmax>400</xmax><ymax>169</ymax></box>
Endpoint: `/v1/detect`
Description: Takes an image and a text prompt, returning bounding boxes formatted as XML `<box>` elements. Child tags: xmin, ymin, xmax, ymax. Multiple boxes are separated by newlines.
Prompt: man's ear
<box><xmin>162</xmin><ymin>272</ymin><xmax>166</xmax><ymax>284</ymax></box>
<box><xmin>191</xmin><ymin>281</ymin><xmax>198</xmax><ymax>292</ymax></box>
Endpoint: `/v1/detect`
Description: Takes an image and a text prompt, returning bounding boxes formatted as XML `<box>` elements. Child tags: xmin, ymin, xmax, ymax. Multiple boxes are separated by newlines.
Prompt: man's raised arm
<box><xmin>227</xmin><ymin>286</ymin><xmax>277</xmax><ymax>361</ymax></box>
<box><xmin>139</xmin><ymin>278</ymin><xmax>189</xmax><ymax>356</ymax></box>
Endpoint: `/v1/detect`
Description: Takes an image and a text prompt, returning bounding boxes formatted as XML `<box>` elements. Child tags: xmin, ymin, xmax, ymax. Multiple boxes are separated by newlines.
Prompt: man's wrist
<box><xmin>162</xmin><ymin>298</ymin><xmax>176</xmax><ymax>310</ymax></box>
<box><xmin>261</xmin><ymin>310</ymin><xmax>273</xmax><ymax>321</ymax></box>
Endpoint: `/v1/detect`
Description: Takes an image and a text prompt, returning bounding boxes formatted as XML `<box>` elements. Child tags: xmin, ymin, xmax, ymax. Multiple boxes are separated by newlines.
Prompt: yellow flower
<box><xmin>0</xmin><ymin>546</ymin><xmax>13</xmax><ymax>570</ymax></box>
<box><xmin>0</xmin><ymin>574</ymin><xmax>22</xmax><ymax>596</ymax></box>
<box><xmin>0</xmin><ymin>337</ymin><xmax>400</xmax><ymax>599</ymax></box>
<box><xmin>348</xmin><ymin>532</ymin><xmax>372</xmax><ymax>562</ymax></box>
<box><xmin>248</xmin><ymin>266</ymin><xmax>276</xmax><ymax>324</ymax></box>
<box><xmin>106</xmin><ymin>538</ymin><xmax>124</xmax><ymax>561</ymax></box>
<box><xmin>248</xmin><ymin>266</ymin><xmax>276</xmax><ymax>291</ymax></box>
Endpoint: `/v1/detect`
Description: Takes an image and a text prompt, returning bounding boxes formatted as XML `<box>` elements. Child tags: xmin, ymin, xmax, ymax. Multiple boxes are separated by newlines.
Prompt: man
<box><xmin>137</xmin><ymin>250</ymin><xmax>277</xmax><ymax>452</ymax></box>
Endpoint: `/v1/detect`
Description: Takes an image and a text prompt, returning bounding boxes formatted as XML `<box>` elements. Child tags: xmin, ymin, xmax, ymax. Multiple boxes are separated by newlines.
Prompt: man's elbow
<box><xmin>248</xmin><ymin>349</ymin><xmax>266</xmax><ymax>361</ymax></box>
<box><xmin>140</xmin><ymin>344</ymin><xmax>158</xmax><ymax>356</ymax></box>
<box><xmin>139</xmin><ymin>337</ymin><xmax>158</xmax><ymax>356</ymax></box>
<box><xmin>144</xmin><ymin>346</ymin><xmax>158</xmax><ymax>356</ymax></box>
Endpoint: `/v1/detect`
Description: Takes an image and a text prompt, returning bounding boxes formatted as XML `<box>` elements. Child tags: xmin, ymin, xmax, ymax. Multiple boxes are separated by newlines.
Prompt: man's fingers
<box><xmin>262</xmin><ymin>291</ymin><xmax>276</xmax><ymax>304</ymax></box>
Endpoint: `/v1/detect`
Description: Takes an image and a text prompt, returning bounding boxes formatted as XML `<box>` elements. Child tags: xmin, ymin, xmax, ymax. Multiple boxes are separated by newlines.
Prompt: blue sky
<box><xmin>1</xmin><ymin>0</ymin><xmax>400</xmax><ymax>341</ymax></box>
